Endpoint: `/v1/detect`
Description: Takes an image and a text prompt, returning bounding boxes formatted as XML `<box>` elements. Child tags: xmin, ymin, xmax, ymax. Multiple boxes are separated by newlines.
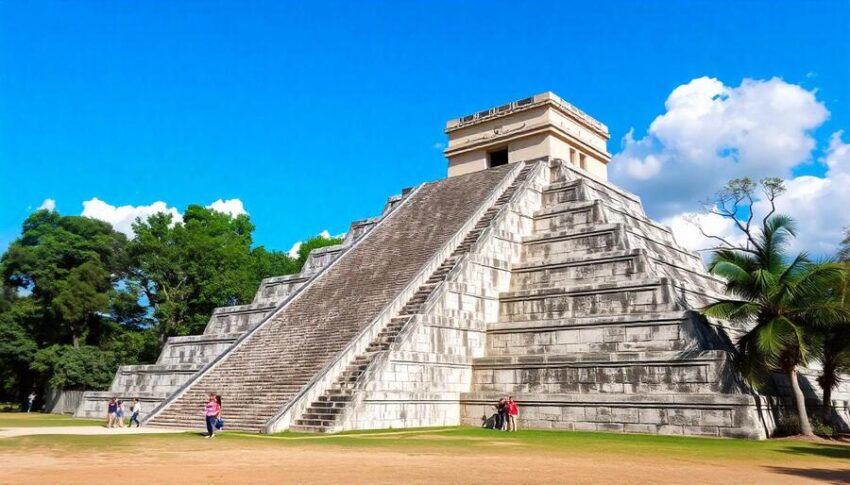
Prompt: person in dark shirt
<box><xmin>106</xmin><ymin>397</ymin><xmax>118</xmax><ymax>428</ymax></box>
<box><xmin>497</xmin><ymin>397</ymin><xmax>508</xmax><ymax>431</ymax></box>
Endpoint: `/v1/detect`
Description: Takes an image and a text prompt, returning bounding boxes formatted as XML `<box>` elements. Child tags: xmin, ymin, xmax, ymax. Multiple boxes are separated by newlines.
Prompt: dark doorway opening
<box><xmin>488</xmin><ymin>149</ymin><xmax>509</xmax><ymax>168</ymax></box>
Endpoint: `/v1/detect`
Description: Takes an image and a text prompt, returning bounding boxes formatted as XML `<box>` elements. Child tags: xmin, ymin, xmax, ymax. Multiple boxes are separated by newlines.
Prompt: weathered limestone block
<box><xmin>499</xmin><ymin>280</ymin><xmax>679</xmax><ymax>323</ymax></box>
<box><xmin>533</xmin><ymin>200</ymin><xmax>606</xmax><ymax>234</ymax></box>
<box><xmin>301</xmin><ymin>244</ymin><xmax>344</xmax><ymax>275</ymax></box>
<box><xmin>471</xmin><ymin>351</ymin><xmax>725</xmax><ymax>395</ymax></box>
<box><xmin>75</xmin><ymin>391</ymin><xmax>167</xmax><ymax>420</ymax></box>
<box><xmin>522</xmin><ymin>224</ymin><xmax>626</xmax><ymax>261</ymax></box>
<box><xmin>253</xmin><ymin>274</ymin><xmax>307</xmax><ymax>304</ymax></box>
<box><xmin>157</xmin><ymin>333</ymin><xmax>242</xmax><ymax>365</ymax></box>
<box><xmin>342</xmin><ymin>217</ymin><xmax>380</xmax><ymax>246</ymax></box>
<box><xmin>110</xmin><ymin>363</ymin><xmax>202</xmax><ymax>394</ymax></box>
<box><xmin>460</xmin><ymin>392</ymin><xmax>767</xmax><ymax>439</ymax></box>
<box><xmin>510</xmin><ymin>250</ymin><xmax>646</xmax><ymax>290</ymax></box>
<box><xmin>203</xmin><ymin>302</ymin><xmax>276</xmax><ymax>335</ymax></box>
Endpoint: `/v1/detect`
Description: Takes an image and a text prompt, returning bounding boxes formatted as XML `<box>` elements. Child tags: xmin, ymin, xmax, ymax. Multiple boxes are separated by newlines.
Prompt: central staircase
<box><xmin>290</xmin><ymin>163</ymin><xmax>534</xmax><ymax>432</ymax></box>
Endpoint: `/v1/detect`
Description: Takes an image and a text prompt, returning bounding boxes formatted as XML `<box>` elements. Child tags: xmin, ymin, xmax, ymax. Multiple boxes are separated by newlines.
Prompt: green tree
<box><xmin>1</xmin><ymin>210</ymin><xmax>130</xmax><ymax>346</ymax></box>
<box><xmin>698</xmin><ymin>178</ymin><xmax>845</xmax><ymax>436</ymax></box>
<box><xmin>30</xmin><ymin>344</ymin><xmax>121</xmax><ymax>390</ymax></box>
<box><xmin>0</xmin><ymin>292</ymin><xmax>38</xmax><ymax>399</ymax></box>
<box><xmin>127</xmin><ymin>205</ymin><xmax>300</xmax><ymax>346</ymax></box>
<box><xmin>0</xmin><ymin>209</ymin><xmax>148</xmax><ymax>399</ymax></box>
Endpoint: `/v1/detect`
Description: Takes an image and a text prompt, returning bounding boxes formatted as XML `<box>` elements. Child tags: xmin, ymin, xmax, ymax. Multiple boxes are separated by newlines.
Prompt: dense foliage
<box><xmin>0</xmin><ymin>207</ymin><xmax>341</xmax><ymax>405</ymax></box>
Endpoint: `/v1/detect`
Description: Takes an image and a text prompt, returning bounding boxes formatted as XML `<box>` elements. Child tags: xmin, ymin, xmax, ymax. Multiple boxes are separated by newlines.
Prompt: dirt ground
<box><xmin>2</xmin><ymin>433</ymin><xmax>849</xmax><ymax>484</ymax></box>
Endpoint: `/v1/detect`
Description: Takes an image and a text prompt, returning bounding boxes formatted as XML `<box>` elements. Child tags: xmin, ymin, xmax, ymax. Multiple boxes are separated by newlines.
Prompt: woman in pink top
<box><xmin>507</xmin><ymin>396</ymin><xmax>519</xmax><ymax>432</ymax></box>
<box><xmin>204</xmin><ymin>393</ymin><xmax>221</xmax><ymax>438</ymax></box>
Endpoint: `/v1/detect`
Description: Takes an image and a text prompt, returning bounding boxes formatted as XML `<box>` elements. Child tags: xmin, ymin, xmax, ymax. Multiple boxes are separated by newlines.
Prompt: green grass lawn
<box><xmin>0</xmin><ymin>412</ymin><xmax>102</xmax><ymax>428</ymax></box>
<box><xmin>1</xmin><ymin>422</ymin><xmax>847</xmax><ymax>464</ymax></box>
<box><xmin>247</xmin><ymin>426</ymin><xmax>850</xmax><ymax>462</ymax></box>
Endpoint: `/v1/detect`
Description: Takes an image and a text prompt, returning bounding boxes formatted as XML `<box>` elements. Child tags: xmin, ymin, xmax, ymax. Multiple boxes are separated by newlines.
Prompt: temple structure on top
<box><xmin>77</xmin><ymin>92</ymin><xmax>849</xmax><ymax>439</ymax></box>
<box><xmin>444</xmin><ymin>92</ymin><xmax>611</xmax><ymax>179</ymax></box>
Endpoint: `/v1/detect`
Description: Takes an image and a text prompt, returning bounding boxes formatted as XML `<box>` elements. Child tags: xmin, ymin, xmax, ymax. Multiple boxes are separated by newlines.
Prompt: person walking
<box><xmin>26</xmin><ymin>391</ymin><xmax>36</xmax><ymax>413</ymax></box>
<box><xmin>204</xmin><ymin>393</ymin><xmax>221</xmax><ymax>438</ymax></box>
<box><xmin>106</xmin><ymin>397</ymin><xmax>118</xmax><ymax>428</ymax></box>
<box><xmin>507</xmin><ymin>396</ymin><xmax>519</xmax><ymax>432</ymax></box>
<box><xmin>214</xmin><ymin>394</ymin><xmax>223</xmax><ymax>432</ymax></box>
<box><xmin>116</xmin><ymin>400</ymin><xmax>126</xmax><ymax>428</ymax></box>
<box><xmin>129</xmin><ymin>398</ymin><xmax>141</xmax><ymax>427</ymax></box>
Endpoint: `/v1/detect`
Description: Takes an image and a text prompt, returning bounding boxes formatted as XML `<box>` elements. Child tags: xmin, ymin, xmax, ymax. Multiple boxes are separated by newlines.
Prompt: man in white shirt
<box><xmin>129</xmin><ymin>398</ymin><xmax>141</xmax><ymax>427</ymax></box>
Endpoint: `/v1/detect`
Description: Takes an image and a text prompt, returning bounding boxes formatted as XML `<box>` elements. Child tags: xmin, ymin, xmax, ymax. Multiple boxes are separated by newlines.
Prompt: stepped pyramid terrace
<box><xmin>76</xmin><ymin>92</ymin><xmax>850</xmax><ymax>438</ymax></box>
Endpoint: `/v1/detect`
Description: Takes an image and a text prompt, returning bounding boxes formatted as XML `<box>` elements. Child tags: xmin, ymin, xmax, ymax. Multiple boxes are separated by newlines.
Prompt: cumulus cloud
<box><xmin>286</xmin><ymin>242</ymin><xmax>302</xmax><ymax>258</ymax></box>
<box><xmin>80</xmin><ymin>197</ymin><xmax>251</xmax><ymax>237</ymax></box>
<box><xmin>661</xmin><ymin>211</ymin><xmax>743</xmax><ymax>254</ymax></box>
<box><xmin>611</xmin><ymin>77</ymin><xmax>829</xmax><ymax>218</ymax></box>
<box><xmin>37</xmin><ymin>198</ymin><xmax>56</xmax><ymax>211</ymax></box>
<box><xmin>206</xmin><ymin>198</ymin><xmax>248</xmax><ymax>217</ymax></box>
<box><xmin>607</xmin><ymin>76</ymin><xmax>850</xmax><ymax>257</ymax></box>
<box><xmin>81</xmin><ymin>198</ymin><xmax>183</xmax><ymax>237</ymax></box>
<box><xmin>770</xmin><ymin>131</ymin><xmax>850</xmax><ymax>254</ymax></box>
<box><xmin>655</xmin><ymin>132</ymin><xmax>850</xmax><ymax>257</ymax></box>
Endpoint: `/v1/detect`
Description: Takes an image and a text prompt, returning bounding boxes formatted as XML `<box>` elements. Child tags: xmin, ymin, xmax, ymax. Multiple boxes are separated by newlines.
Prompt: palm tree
<box><xmin>815</xmin><ymin>262</ymin><xmax>850</xmax><ymax>425</ymax></box>
<box><xmin>702</xmin><ymin>215</ymin><xmax>844</xmax><ymax>436</ymax></box>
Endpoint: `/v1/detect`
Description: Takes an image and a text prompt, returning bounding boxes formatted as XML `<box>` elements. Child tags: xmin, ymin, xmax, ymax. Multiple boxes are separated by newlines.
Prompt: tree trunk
<box><xmin>788</xmin><ymin>367</ymin><xmax>814</xmax><ymax>436</ymax></box>
<box><xmin>821</xmin><ymin>377</ymin><xmax>834</xmax><ymax>426</ymax></box>
<box><xmin>158</xmin><ymin>328</ymin><xmax>168</xmax><ymax>350</ymax></box>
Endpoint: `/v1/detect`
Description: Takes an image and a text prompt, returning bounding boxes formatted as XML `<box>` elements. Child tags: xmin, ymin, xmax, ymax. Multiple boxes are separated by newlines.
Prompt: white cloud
<box><xmin>287</xmin><ymin>241</ymin><xmax>302</xmax><ymax>258</ymax></box>
<box><xmin>770</xmin><ymin>131</ymin><xmax>850</xmax><ymax>255</ymax></box>
<box><xmin>206</xmin><ymin>198</ymin><xmax>248</xmax><ymax>217</ymax></box>
<box><xmin>611</xmin><ymin>77</ymin><xmax>829</xmax><ymax>218</ymax></box>
<box><xmin>659</xmin><ymin>132</ymin><xmax>850</xmax><ymax>257</ymax></box>
<box><xmin>37</xmin><ymin>198</ymin><xmax>56</xmax><ymax>211</ymax></box>
<box><xmin>80</xmin><ymin>197</ymin><xmax>252</xmax><ymax>238</ymax></box>
<box><xmin>662</xmin><ymin>211</ymin><xmax>743</xmax><ymax>254</ymax></box>
<box><xmin>607</xmin><ymin>76</ymin><xmax>850</xmax><ymax>257</ymax></box>
<box><xmin>81</xmin><ymin>198</ymin><xmax>182</xmax><ymax>237</ymax></box>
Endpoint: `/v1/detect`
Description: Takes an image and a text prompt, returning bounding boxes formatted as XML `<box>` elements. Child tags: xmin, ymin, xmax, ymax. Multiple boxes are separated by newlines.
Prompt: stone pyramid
<box><xmin>78</xmin><ymin>93</ymin><xmax>849</xmax><ymax>438</ymax></box>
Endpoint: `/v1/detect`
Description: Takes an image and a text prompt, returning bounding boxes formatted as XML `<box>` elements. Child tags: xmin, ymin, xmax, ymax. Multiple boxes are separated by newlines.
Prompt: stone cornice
<box><xmin>445</xmin><ymin>92</ymin><xmax>609</xmax><ymax>139</ymax></box>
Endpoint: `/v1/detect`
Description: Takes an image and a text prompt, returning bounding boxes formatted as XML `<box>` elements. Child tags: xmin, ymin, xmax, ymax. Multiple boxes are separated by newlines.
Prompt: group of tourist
<box><xmin>103</xmin><ymin>393</ymin><xmax>223</xmax><ymax>437</ymax></box>
<box><xmin>105</xmin><ymin>397</ymin><xmax>141</xmax><ymax>428</ymax></box>
<box><xmin>492</xmin><ymin>396</ymin><xmax>519</xmax><ymax>431</ymax></box>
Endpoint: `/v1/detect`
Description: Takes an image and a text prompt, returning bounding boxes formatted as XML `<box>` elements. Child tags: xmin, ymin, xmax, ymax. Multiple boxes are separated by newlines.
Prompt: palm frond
<box><xmin>702</xmin><ymin>299</ymin><xmax>760</xmax><ymax>323</ymax></box>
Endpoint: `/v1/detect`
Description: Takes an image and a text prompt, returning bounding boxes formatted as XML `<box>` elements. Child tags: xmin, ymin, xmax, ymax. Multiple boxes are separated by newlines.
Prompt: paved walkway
<box><xmin>0</xmin><ymin>426</ymin><xmax>185</xmax><ymax>438</ymax></box>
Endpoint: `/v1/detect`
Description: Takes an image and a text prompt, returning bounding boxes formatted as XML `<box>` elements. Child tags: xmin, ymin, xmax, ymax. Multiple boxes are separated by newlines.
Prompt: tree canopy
<box><xmin>0</xmin><ymin>206</ymin><xmax>340</xmax><ymax>404</ymax></box>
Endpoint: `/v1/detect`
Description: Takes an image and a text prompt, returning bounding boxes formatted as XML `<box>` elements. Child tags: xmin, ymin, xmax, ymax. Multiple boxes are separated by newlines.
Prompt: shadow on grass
<box><xmin>767</xmin><ymin>466</ymin><xmax>850</xmax><ymax>484</ymax></box>
<box><xmin>779</xmin><ymin>444</ymin><xmax>850</xmax><ymax>460</ymax></box>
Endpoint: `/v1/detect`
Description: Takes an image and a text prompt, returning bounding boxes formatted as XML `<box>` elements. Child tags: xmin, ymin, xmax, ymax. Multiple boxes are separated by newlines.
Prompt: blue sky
<box><xmin>2</xmin><ymin>1</ymin><xmax>849</xmax><ymax>255</ymax></box>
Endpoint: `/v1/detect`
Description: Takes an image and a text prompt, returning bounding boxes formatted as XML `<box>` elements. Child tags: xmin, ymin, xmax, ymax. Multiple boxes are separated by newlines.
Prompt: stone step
<box><xmin>289</xmin><ymin>424</ymin><xmax>335</xmax><ymax>433</ymax></box>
